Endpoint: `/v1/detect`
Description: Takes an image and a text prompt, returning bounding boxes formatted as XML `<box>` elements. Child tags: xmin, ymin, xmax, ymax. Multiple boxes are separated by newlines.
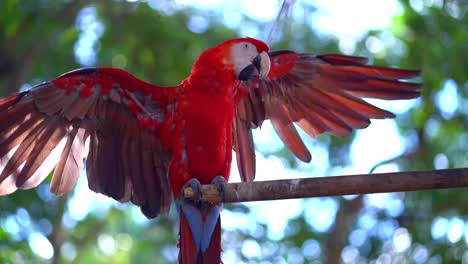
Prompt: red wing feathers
<box><xmin>0</xmin><ymin>68</ymin><xmax>175</xmax><ymax>218</ymax></box>
<box><xmin>234</xmin><ymin>51</ymin><xmax>420</xmax><ymax>181</ymax></box>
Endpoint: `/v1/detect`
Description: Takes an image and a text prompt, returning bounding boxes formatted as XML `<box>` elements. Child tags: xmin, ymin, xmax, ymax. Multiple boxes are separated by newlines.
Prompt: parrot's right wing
<box><xmin>0</xmin><ymin>68</ymin><xmax>177</xmax><ymax>218</ymax></box>
<box><xmin>234</xmin><ymin>51</ymin><xmax>421</xmax><ymax>182</ymax></box>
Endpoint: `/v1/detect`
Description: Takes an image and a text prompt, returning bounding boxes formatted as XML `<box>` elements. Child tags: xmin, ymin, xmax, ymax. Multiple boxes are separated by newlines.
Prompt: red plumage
<box><xmin>0</xmin><ymin>38</ymin><xmax>420</xmax><ymax>262</ymax></box>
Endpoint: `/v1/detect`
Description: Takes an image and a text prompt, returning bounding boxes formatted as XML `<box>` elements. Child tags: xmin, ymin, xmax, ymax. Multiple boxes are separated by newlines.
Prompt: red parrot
<box><xmin>0</xmin><ymin>37</ymin><xmax>420</xmax><ymax>263</ymax></box>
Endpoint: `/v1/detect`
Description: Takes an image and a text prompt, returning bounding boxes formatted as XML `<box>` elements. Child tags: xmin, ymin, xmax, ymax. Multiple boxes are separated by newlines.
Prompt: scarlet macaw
<box><xmin>0</xmin><ymin>37</ymin><xmax>420</xmax><ymax>263</ymax></box>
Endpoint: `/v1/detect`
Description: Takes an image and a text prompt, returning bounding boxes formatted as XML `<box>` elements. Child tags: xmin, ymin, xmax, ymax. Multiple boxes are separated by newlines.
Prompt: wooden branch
<box><xmin>183</xmin><ymin>168</ymin><xmax>468</xmax><ymax>204</ymax></box>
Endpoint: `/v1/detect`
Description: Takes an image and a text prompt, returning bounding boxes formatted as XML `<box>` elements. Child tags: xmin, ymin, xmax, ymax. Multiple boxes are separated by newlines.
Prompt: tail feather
<box><xmin>201</xmin><ymin>216</ymin><xmax>221</xmax><ymax>264</ymax></box>
<box><xmin>178</xmin><ymin>203</ymin><xmax>222</xmax><ymax>264</ymax></box>
<box><xmin>179</xmin><ymin>209</ymin><xmax>199</xmax><ymax>264</ymax></box>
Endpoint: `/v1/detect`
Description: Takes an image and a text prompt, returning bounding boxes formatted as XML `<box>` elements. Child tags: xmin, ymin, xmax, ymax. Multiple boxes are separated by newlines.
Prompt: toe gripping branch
<box><xmin>183</xmin><ymin>176</ymin><xmax>227</xmax><ymax>206</ymax></box>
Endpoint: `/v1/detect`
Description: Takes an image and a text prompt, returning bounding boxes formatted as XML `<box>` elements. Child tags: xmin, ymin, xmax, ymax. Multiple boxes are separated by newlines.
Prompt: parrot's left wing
<box><xmin>234</xmin><ymin>50</ymin><xmax>421</xmax><ymax>182</ymax></box>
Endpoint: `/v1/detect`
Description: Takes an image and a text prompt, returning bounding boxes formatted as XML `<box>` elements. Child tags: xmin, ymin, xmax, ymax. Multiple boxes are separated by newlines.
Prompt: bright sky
<box><xmin>9</xmin><ymin>0</ymin><xmax>462</xmax><ymax>261</ymax></box>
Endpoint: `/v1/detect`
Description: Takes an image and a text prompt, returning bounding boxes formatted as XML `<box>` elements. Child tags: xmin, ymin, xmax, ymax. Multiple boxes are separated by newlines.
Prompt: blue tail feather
<box><xmin>178</xmin><ymin>202</ymin><xmax>222</xmax><ymax>252</ymax></box>
<box><xmin>178</xmin><ymin>202</ymin><xmax>223</xmax><ymax>263</ymax></box>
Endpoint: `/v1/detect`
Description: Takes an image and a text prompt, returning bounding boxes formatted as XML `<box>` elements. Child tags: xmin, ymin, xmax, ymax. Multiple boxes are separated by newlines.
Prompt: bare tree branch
<box><xmin>183</xmin><ymin>168</ymin><xmax>468</xmax><ymax>204</ymax></box>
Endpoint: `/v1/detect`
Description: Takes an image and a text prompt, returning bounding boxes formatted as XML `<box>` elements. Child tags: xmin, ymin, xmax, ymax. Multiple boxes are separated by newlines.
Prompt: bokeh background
<box><xmin>0</xmin><ymin>0</ymin><xmax>467</xmax><ymax>263</ymax></box>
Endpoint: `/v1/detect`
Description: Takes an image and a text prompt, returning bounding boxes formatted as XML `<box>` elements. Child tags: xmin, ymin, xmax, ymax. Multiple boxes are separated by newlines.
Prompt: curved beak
<box><xmin>254</xmin><ymin>51</ymin><xmax>271</xmax><ymax>78</ymax></box>
<box><xmin>238</xmin><ymin>51</ymin><xmax>271</xmax><ymax>81</ymax></box>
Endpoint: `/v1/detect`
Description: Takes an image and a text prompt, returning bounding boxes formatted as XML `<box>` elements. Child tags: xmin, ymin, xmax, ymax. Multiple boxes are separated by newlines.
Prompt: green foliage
<box><xmin>0</xmin><ymin>1</ymin><xmax>467</xmax><ymax>263</ymax></box>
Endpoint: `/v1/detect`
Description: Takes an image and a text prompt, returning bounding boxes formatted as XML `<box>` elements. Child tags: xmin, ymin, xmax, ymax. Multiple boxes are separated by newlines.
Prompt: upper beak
<box><xmin>238</xmin><ymin>51</ymin><xmax>271</xmax><ymax>81</ymax></box>
<box><xmin>253</xmin><ymin>51</ymin><xmax>271</xmax><ymax>78</ymax></box>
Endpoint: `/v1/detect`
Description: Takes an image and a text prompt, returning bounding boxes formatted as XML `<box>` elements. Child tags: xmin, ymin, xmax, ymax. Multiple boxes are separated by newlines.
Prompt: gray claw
<box><xmin>182</xmin><ymin>178</ymin><xmax>202</xmax><ymax>203</ymax></box>
<box><xmin>211</xmin><ymin>176</ymin><xmax>227</xmax><ymax>203</ymax></box>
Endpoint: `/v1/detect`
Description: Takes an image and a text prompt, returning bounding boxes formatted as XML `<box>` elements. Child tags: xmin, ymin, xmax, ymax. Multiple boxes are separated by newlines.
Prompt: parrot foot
<box><xmin>182</xmin><ymin>178</ymin><xmax>202</xmax><ymax>204</ymax></box>
<box><xmin>211</xmin><ymin>176</ymin><xmax>227</xmax><ymax>203</ymax></box>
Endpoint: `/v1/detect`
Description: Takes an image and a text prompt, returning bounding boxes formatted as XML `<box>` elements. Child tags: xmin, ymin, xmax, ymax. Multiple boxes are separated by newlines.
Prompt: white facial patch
<box><xmin>230</xmin><ymin>42</ymin><xmax>260</xmax><ymax>77</ymax></box>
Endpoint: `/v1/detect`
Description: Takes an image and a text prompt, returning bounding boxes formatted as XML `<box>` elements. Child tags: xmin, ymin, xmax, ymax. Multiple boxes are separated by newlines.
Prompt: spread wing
<box><xmin>0</xmin><ymin>68</ymin><xmax>176</xmax><ymax>218</ymax></box>
<box><xmin>234</xmin><ymin>51</ymin><xmax>421</xmax><ymax>182</ymax></box>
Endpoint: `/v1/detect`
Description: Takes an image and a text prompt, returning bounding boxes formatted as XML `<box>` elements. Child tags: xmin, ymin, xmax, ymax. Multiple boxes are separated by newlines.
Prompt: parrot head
<box><xmin>191</xmin><ymin>37</ymin><xmax>271</xmax><ymax>82</ymax></box>
<box><xmin>229</xmin><ymin>37</ymin><xmax>271</xmax><ymax>81</ymax></box>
